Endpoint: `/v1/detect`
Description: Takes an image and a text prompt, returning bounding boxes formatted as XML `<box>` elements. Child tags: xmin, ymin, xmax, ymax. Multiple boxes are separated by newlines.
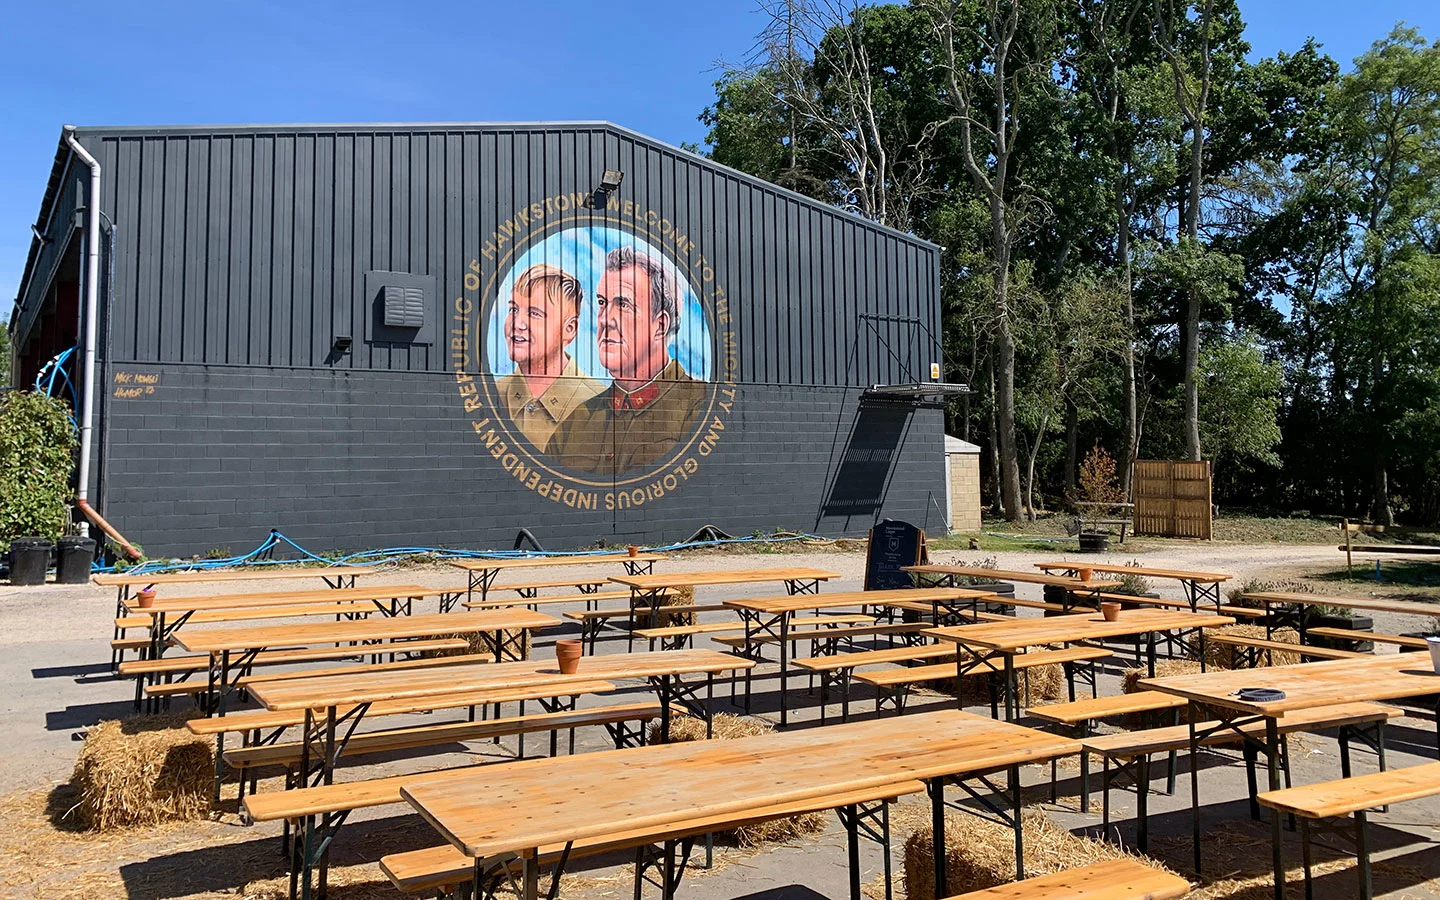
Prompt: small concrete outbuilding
<box><xmin>944</xmin><ymin>435</ymin><xmax>981</xmax><ymax>534</ymax></box>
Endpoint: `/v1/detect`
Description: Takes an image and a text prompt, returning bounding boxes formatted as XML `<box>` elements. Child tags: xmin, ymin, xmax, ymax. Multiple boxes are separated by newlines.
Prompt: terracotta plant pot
<box><xmin>1075</xmin><ymin>566</ymin><xmax>1094</xmax><ymax>583</ymax></box>
<box><xmin>627</xmin><ymin>545</ymin><xmax>640</xmax><ymax>558</ymax></box>
<box><xmin>1100</xmin><ymin>602</ymin><xmax>1121</xmax><ymax>622</ymax></box>
<box><xmin>136</xmin><ymin>589</ymin><xmax>157</xmax><ymax>609</ymax></box>
<box><xmin>555</xmin><ymin>639</ymin><xmax>583</xmax><ymax>675</ymax></box>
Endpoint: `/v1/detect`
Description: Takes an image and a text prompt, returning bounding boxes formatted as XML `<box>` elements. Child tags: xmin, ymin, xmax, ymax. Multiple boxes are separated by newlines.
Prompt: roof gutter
<box><xmin>62</xmin><ymin>126</ymin><xmax>101</xmax><ymax>527</ymax></box>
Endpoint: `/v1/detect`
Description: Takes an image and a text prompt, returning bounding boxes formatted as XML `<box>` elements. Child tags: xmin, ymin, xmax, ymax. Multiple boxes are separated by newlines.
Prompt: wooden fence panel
<box><xmin>1134</xmin><ymin>460</ymin><xmax>1213</xmax><ymax>540</ymax></box>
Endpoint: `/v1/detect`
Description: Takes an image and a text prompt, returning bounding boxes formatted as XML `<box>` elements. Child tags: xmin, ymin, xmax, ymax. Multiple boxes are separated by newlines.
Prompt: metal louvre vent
<box><xmin>382</xmin><ymin>285</ymin><xmax>426</xmax><ymax>328</ymax></box>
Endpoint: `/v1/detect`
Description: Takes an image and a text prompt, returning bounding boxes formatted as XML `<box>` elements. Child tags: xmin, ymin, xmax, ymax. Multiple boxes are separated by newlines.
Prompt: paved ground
<box><xmin>0</xmin><ymin>540</ymin><xmax>1437</xmax><ymax>899</ymax></box>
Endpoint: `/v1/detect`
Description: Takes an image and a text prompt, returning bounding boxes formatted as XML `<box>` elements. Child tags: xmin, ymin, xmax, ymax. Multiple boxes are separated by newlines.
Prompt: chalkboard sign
<box><xmin>864</xmin><ymin>519</ymin><xmax>926</xmax><ymax>591</ymax></box>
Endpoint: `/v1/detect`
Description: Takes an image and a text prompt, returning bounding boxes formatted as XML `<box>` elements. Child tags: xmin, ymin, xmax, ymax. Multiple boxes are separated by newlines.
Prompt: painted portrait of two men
<box><xmin>492</xmin><ymin>234</ymin><xmax>709</xmax><ymax>475</ymax></box>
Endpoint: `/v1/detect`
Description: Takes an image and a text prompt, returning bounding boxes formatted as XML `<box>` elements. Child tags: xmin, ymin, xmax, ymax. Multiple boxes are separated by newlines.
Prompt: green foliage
<box><xmin>0</xmin><ymin>392</ymin><xmax>77</xmax><ymax>547</ymax></box>
<box><xmin>702</xmin><ymin>8</ymin><xmax>1440</xmax><ymax>524</ymax></box>
<box><xmin>1198</xmin><ymin>333</ymin><xmax>1284</xmax><ymax>467</ymax></box>
<box><xmin>0</xmin><ymin>326</ymin><xmax>10</xmax><ymax>388</ymax></box>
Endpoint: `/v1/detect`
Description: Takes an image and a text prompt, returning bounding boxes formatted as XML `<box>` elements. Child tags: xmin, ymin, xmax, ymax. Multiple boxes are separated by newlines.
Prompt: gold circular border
<box><xmin>470</xmin><ymin>212</ymin><xmax>725</xmax><ymax>489</ymax></box>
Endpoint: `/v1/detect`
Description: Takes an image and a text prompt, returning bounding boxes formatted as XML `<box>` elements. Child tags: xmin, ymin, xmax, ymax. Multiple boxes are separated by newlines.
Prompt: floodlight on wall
<box><xmin>599</xmin><ymin>169</ymin><xmax>625</xmax><ymax>193</ymax></box>
<box><xmin>333</xmin><ymin>335</ymin><xmax>353</xmax><ymax>354</ymax></box>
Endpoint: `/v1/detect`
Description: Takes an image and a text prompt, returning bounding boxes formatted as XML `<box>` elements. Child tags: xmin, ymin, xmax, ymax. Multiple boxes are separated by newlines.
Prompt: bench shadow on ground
<box><xmin>32</xmin><ymin>661</ymin><xmax>115</xmax><ymax>679</ymax></box>
<box><xmin>112</xmin><ymin>808</ymin><xmax>788</xmax><ymax>900</ymax></box>
<box><xmin>1140</xmin><ymin>810</ymin><xmax>1440</xmax><ymax>899</ymax></box>
<box><xmin>46</xmin><ymin>698</ymin><xmax>149</xmax><ymax>732</ymax></box>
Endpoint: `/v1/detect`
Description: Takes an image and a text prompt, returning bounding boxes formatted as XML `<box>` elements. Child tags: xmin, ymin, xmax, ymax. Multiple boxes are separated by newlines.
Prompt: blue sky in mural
<box><xmin>485</xmin><ymin>227</ymin><xmax>714</xmax><ymax>383</ymax></box>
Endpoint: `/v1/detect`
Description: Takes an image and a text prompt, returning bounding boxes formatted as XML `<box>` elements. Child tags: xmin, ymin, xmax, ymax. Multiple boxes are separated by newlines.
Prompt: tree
<box><xmin>1198</xmin><ymin>332</ymin><xmax>1284</xmax><ymax>467</ymax></box>
<box><xmin>924</xmin><ymin>0</ymin><xmax>1060</xmax><ymax>520</ymax></box>
<box><xmin>1324</xmin><ymin>27</ymin><xmax>1440</xmax><ymax>523</ymax></box>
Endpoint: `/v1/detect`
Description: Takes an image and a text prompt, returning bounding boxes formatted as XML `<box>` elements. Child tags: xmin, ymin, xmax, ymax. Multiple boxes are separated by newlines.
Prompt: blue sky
<box><xmin>3</xmin><ymin>0</ymin><xmax>1437</xmax><ymax>323</ymax></box>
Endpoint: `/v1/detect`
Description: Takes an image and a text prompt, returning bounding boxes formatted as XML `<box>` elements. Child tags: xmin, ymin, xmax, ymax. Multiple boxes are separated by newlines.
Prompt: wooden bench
<box><xmin>1092</xmin><ymin>592</ymin><xmax>1265</xmax><ymax>619</ymax></box>
<box><xmin>225</xmin><ymin>701</ymin><xmax>678</xmax><ymax>791</ymax></box>
<box><xmin>490</xmin><ymin>576</ymin><xmax>611</xmax><ymax>598</ymax></box>
<box><xmin>794</xmin><ymin>644</ymin><xmax>957</xmax><ymax>722</ymax></box>
<box><xmin>1258</xmin><ymin>761</ymin><xmax>1440</xmax><ymax>900</ymax></box>
<box><xmin>560</xmin><ymin>600</ymin><xmax>702</xmax><ymax>650</ymax></box>
<box><xmin>147</xmin><ymin>648</ymin><xmax>489</xmax><ymax>701</ymax></box>
<box><xmin>635</xmin><ymin>615</ymin><xmax>877</xmax><ymax>651</ymax></box>
<box><xmin>198</xmin><ymin>679</ymin><xmax>616</xmax><ymax>799</ymax></box>
<box><xmin>882</xmin><ymin>599</ymin><xmax>1013</xmax><ymax>621</ymax></box>
<box><xmin>111</xmin><ymin>602</ymin><xmax>381</xmax><ymax>667</ymax></box>
<box><xmin>118</xmin><ymin>602</ymin><xmax>374</xmax><ymax>629</ymax></box>
<box><xmin>463</xmin><ymin>590</ymin><xmax>633</xmax><ymax>611</ymax></box>
<box><xmin>379</xmin><ymin>780</ymin><xmax>924</xmax><ymax>895</ymax></box>
<box><xmin>1083</xmin><ymin>703</ymin><xmax>1403</xmax><ymax>851</ymax></box>
<box><xmin>125</xmin><ymin>639</ymin><xmax>471</xmax><ymax>710</ymax></box>
<box><xmin>854</xmin><ymin>646</ymin><xmax>1113</xmax><ymax>717</ymax></box>
<box><xmin>713</xmin><ymin>622</ymin><xmax>930</xmax><ymax>652</ymax></box>
<box><xmin>941</xmin><ymin>859</ymin><xmax>1190</xmax><ymax>900</ymax></box>
<box><xmin>1026</xmin><ymin>691</ymin><xmax>1189</xmax><ymax>810</ymax></box>
<box><xmin>635</xmin><ymin>621</ymin><xmax>744</xmax><ymax>650</ymax></box>
<box><xmin>1206</xmin><ymin>633</ymin><xmax>1368</xmax><ymax>667</ymax></box>
<box><xmin>1306</xmin><ymin>626</ymin><xmax>1426</xmax><ymax>650</ymax></box>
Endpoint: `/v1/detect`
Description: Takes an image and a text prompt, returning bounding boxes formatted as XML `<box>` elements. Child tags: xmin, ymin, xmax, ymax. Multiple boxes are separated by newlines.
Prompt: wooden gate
<box><xmin>1134</xmin><ymin>460</ymin><xmax>1213</xmax><ymax>539</ymax></box>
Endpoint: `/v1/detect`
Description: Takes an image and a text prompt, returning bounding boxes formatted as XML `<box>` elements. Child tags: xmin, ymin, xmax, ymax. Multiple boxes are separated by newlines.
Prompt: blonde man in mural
<box><xmin>498</xmin><ymin>263</ymin><xmax>605</xmax><ymax>448</ymax></box>
<box><xmin>547</xmin><ymin>246</ymin><xmax>707</xmax><ymax>473</ymax></box>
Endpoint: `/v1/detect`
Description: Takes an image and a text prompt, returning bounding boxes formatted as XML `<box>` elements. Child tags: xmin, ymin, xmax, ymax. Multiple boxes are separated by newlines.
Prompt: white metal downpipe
<box><xmin>63</xmin><ymin>125</ymin><xmax>101</xmax><ymax>530</ymax></box>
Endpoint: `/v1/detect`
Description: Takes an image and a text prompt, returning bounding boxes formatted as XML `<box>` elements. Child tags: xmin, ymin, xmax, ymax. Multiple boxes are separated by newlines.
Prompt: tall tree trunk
<box><xmin>1370</xmin><ymin>291</ymin><xmax>1393</xmax><ymax>525</ymax></box>
<box><xmin>1064</xmin><ymin>396</ymin><xmax>1079</xmax><ymax>501</ymax></box>
<box><xmin>994</xmin><ymin>238</ymin><xmax>1023</xmax><ymax>521</ymax></box>
<box><xmin>987</xmin><ymin>355</ymin><xmax>1002</xmax><ymax>515</ymax></box>
<box><xmin>1118</xmin><ymin>180</ymin><xmax>1138</xmax><ymax>497</ymax></box>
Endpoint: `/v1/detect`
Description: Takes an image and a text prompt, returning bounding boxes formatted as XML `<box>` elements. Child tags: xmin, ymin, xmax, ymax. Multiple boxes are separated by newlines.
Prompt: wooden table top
<box><xmin>903</xmin><ymin>565</ymin><xmax>1121</xmax><ymax>589</ymax></box>
<box><xmin>925</xmin><ymin>609</ymin><xmax>1234</xmax><ymax>652</ymax></box>
<box><xmin>93</xmin><ymin>565</ymin><xmax>376</xmax><ymax>587</ymax></box>
<box><xmin>1034</xmin><ymin>561</ymin><xmax>1231</xmax><ymax>583</ymax></box>
<box><xmin>1140</xmin><ymin>652</ymin><xmax>1440</xmax><ymax>715</ymax></box>
<box><xmin>1241</xmin><ymin>591</ymin><xmax>1440</xmax><ymax>618</ymax></box>
<box><xmin>141</xmin><ymin>584</ymin><xmax>438</xmax><ymax>614</ymax></box>
<box><xmin>609</xmin><ymin>568</ymin><xmax>841</xmax><ymax>590</ymax></box>
<box><xmin>448</xmin><ymin>554</ymin><xmax>667</xmax><ymax>572</ymax></box>
<box><xmin>401</xmin><ymin>709</ymin><xmax>1080</xmax><ymax>859</ymax></box>
<box><xmin>725</xmin><ymin>587</ymin><xmax>996</xmax><ymax>615</ymax></box>
<box><xmin>248</xmin><ymin>648</ymin><xmax>754</xmax><ymax>711</ymax></box>
<box><xmin>174</xmin><ymin>609</ymin><xmax>558</xmax><ymax>655</ymax></box>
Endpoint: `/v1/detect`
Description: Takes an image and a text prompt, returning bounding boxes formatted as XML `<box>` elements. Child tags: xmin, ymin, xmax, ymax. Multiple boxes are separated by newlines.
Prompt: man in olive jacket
<box><xmin>547</xmin><ymin>247</ymin><xmax>706</xmax><ymax>474</ymax></box>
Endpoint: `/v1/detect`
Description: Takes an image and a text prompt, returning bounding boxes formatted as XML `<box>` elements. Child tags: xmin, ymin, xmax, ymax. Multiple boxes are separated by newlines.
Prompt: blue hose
<box><xmin>92</xmin><ymin>528</ymin><xmax>831</xmax><ymax>575</ymax></box>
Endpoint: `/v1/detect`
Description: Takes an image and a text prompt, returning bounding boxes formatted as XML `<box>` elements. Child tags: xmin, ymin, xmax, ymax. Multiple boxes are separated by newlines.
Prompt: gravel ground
<box><xmin>0</xmin><ymin>540</ymin><xmax>1436</xmax><ymax>899</ymax></box>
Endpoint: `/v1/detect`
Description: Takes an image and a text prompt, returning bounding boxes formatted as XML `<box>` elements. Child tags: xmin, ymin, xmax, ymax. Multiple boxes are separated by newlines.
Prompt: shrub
<box><xmin>1077</xmin><ymin>443</ymin><xmax>1125</xmax><ymax>507</ymax></box>
<box><xmin>0</xmin><ymin>392</ymin><xmax>77</xmax><ymax>550</ymax></box>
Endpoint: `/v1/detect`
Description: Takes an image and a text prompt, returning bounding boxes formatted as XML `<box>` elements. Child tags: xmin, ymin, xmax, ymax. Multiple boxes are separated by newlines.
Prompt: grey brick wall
<box><xmin>97</xmin><ymin>364</ymin><xmax>948</xmax><ymax>557</ymax></box>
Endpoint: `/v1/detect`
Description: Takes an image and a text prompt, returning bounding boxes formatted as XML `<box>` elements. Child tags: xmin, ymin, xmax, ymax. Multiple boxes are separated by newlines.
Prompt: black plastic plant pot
<box><xmin>56</xmin><ymin>536</ymin><xmax>97</xmax><ymax>584</ymax></box>
<box><xmin>8</xmin><ymin>537</ymin><xmax>54</xmax><ymax>586</ymax></box>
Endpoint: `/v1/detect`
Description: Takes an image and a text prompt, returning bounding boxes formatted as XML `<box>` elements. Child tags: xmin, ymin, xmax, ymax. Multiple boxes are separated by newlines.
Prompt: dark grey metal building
<box><xmin>11</xmin><ymin>122</ymin><xmax>951</xmax><ymax>556</ymax></box>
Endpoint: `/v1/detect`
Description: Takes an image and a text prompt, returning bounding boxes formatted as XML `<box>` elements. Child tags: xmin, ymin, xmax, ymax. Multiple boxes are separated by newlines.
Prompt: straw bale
<box><xmin>902</xmin><ymin>811</ymin><xmax>1164</xmax><ymax>900</ymax></box>
<box><xmin>1200</xmin><ymin>625</ymin><xmax>1300</xmax><ymax>670</ymax></box>
<box><xmin>1120</xmin><ymin>659</ymin><xmax>1201</xmax><ymax>727</ymax></box>
<box><xmin>637</xmin><ymin>585</ymin><xmax>696</xmax><ymax>629</ymax></box>
<box><xmin>69</xmin><ymin>715</ymin><xmax>213</xmax><ymax>831</ymax></box>
<box><xmin>427</xmin><ymin>629</ymin><xmax>529</xmax><ymax>660</ymax></box>
<box><xmin>648</xmin><ymin>714</ymin><xmax>825</xmax><ymax>846</ymax></box>
<box><xmin>933</xmin><ymin>658</ymin><xmax>1066</xmax><ymax>707</ymax></box>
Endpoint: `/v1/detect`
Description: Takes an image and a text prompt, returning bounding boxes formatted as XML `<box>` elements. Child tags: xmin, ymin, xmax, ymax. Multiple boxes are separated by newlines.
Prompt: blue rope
<box><xmin>92</xmin><ymin>528</ymin><xmax>828</xmax><ymax>574</ymax></box>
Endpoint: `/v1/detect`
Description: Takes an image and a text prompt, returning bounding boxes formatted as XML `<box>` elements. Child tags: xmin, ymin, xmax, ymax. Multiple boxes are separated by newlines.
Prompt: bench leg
<box><xmin>1136</xmin><ymin>753</ymin><xmax>1150</xmax><ymax>853</ymax></box>
<box><xmin>1078</xmin><ymin>720</ymin><xmax>1091</xmax><ymax>813</ymax></box>
<box><xmin>1356</xmin><ymin>810</ymin><xmax>1373</xmax><ymax>900</ymax></box>
<box><xmin>1300</xmin><ymin>817</ymin><xmax>1313</xmax><ymax>900</ymax></box>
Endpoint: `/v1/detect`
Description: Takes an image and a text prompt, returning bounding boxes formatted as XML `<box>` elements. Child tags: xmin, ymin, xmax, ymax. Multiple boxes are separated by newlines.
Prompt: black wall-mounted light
<box><xmin>333</xmin><ymin>335</ymin><xmax>353</xmax><ymax>354</ymax></box>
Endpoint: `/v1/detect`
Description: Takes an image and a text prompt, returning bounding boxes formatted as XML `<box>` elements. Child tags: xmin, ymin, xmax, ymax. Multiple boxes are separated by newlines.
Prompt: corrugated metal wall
<box><xmin>77</xmin><ymin>123</ymin><xmax>939</xmax><ymax>388</ymax></box>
